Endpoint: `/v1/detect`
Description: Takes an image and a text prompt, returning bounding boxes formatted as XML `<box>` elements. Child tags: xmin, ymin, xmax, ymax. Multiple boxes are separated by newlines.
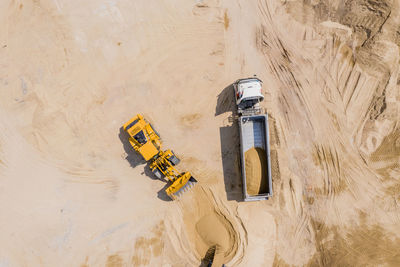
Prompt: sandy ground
<box><xmin>0</xmin><ymin>0</ymin><xmax>399</xmax><ymax>266</ymax></box>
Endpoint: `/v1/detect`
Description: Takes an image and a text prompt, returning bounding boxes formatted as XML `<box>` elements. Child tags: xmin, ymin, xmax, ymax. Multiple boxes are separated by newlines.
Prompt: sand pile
<box><xmin>196</xmin><ymin>214</ymin><xmax>230</xmax><ymax>266</ymax></box>
<box><xmin>196</xmin><ymin>214</ymin><xmax>230</xmax><ymax>250</ymax></box>
<box><xmin>245</xmin><ymin>147</ymin><xmax>268</xmax><ymax>195</ymax></box>
<box><xmin>173</xmin><ymin>186</ymin><xmax>245</xmax><ymax>266</ymax></box>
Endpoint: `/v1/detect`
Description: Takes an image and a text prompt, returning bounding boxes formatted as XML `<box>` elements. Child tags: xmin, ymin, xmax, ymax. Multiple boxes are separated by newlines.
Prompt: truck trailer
<box><xmin>233</xmin><ymin>77</ymin><xmax>272</xmax><ymax>201</ymax></box>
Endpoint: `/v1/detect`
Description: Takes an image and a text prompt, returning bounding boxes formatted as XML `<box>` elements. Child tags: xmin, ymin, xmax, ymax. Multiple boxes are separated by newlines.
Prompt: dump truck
<box><xmin>234</xmin><ymin>77</ymin><xmax>272</xmax><ymax>201</ymax></box>
<box><xmin>123</xmin><ymin>114</ymin><xmax>197</xmax><ymax>199</ymax></box>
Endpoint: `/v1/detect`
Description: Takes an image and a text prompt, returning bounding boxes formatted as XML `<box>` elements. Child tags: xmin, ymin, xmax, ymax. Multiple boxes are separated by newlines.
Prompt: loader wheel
<box><xmin>168</xmin><ymin>154</ymin><xmax>180</xmax><ymax>166</ymax></box>
<box><xmin>152</xmin><ymin>168</ymin><xmax>163</xmax><ymax>179</ymax></box>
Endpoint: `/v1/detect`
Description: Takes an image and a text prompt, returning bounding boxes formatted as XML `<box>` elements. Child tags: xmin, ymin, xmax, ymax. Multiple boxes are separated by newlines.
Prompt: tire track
<box><xmin>255</xmin><ymin>0</ymin><xmax>400</xmax><ymax>265</ymax></box>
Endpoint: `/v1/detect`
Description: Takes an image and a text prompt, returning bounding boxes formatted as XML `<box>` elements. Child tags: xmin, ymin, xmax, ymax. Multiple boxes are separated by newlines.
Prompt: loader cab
<box><xmin>234</xmin><ymin>77</ymin><xmax>264</xmax><ymax>111</ymax></box>
<box><xmin>132</xmin><ymin>130</ymin><xmax>147</xmax><ymax>145</ymax></box>
<box><xmin>123</xmin><ymin>114</ymin><xmax>162</xmax><ymax>161</ymax></box>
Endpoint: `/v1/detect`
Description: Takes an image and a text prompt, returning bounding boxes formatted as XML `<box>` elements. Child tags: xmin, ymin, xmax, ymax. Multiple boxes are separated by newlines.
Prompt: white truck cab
<box><xmin>233</xmin><ymin>77</ymin><xmax>264</xmax><ymax>112</ymax></box>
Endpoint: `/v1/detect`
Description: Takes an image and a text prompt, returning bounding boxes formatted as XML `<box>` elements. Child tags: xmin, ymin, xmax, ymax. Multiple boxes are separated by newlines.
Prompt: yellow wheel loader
<box><xmin>123</xmin><ymin>114</ymin><xmax>197</xmax><ymax>199</ymax></box>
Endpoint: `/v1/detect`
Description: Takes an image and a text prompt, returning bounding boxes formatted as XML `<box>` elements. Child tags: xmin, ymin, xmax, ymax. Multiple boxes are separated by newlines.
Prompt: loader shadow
<box><xmin>119</xmin><ymin>127</ymin><xmax>172</xmax><ymax>202</ymax></box>
<box><xmin>216</xmin><ymin>83</ymin><xmax>243</xmax><ymax>201</ymax></box>
<box><xmin>157</xmin><ymin>183</ymin><xmax>173</xmax><ymax>202</ymax></box>
<box><xmin>143</xmin><ymin>164</ymin><xmax>172</xmax><ymax>202</ymax></box>
<box><xmin>119</xmin><ymin>127</ymin><xmax>146</xmax><ymax>168</ymax></box>
<box><xmin>143</xmin><ymin>165</ymin><xmax>172</xmax><ymax>202</ymax></box>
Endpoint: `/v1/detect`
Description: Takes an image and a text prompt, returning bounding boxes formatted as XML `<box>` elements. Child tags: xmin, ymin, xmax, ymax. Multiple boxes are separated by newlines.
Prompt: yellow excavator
<box><xmin>123</xmin><ymin>114</ymin><xmax>197</xmax><ymax>199</ymax></box>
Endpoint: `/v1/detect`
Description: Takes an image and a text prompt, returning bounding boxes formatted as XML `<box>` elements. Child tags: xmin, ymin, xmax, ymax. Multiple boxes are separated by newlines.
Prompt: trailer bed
<box><xmin>239</xmin><ymin>114</ymin><xmax>272</xmax><ymax>201</ymax></box>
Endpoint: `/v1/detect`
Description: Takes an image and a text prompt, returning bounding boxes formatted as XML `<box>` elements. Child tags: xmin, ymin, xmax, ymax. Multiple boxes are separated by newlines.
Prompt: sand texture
<box><xmin>172</xmin><ymin>186</ymin><xmax>246</xmax><ymax>266</ymax></box>
<box><xmin>245</xmin><ymin>147</ymin><xmax>268</xmax><ymax>195</ymax></box>
<box><xmin>196</xmin><ymin>214</ymin><xmax>229</xmax><ymax>266</ymax></box>
<box><xmin>0</xmin><ymin>0</ymin><xmax>400</xmax><ymax>266</ymax></box>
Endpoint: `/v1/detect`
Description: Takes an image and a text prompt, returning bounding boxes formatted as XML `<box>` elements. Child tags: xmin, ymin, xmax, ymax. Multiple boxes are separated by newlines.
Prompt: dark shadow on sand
<box><xmin>216</xmin><ymin>83</ymin><xmax>243</xmax><ymax>202</ymax></box>
<box><xmin>119</xmin><ymin>127</ymin><xmax>146</xmax><ymax>168</ymax></box>
<box><xmin>215</xmin><ymin>83</ymin><xmax>235</xmax><ymax>116</ymax></box>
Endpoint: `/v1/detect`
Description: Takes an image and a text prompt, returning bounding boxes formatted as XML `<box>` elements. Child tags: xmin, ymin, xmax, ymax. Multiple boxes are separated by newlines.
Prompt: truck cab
<box><xmin>233</xmin><ymin>77</ymin><xmax>264</xmax><ymax>113</ymax></box>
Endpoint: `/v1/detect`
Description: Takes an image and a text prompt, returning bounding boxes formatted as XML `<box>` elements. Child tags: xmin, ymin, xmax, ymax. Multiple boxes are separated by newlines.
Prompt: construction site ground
<box><xmin>0</xmin><ymin>0</ymin><xmax>399</xmax><ymax>266</ymax></box>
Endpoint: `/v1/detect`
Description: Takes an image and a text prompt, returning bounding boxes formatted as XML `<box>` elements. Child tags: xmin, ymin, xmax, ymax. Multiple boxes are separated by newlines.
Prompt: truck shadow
<box><xmin>215</xmin><ymin>83</ymin><xmax>235</xmax><ymax>116</ymax></box>
<box><xmin>216</xmin><ymin>83</ymin><xmax>243</xmax><ymax>202</ymax></box>
<box><xmin>219</xmin><ymin>125</ymin><xmax>243</xmax><ymax>201</ymax></box>
<box><xmin>119</xmin><ymin>127</ymin><xmax>172</xmax><ymax>202</ymax></box>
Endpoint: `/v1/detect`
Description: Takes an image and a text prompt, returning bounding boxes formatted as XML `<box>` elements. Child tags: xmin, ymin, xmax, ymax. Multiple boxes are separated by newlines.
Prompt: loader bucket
<box><xmin>166</xmin><ymin>172</ymin><xmax>197</xmax><ymax>200</ymax></box>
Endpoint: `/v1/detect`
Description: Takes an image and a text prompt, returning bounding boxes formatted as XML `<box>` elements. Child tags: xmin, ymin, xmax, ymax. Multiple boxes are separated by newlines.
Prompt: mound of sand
<box><xmin>245</xmin><ymin>147</ymin><xmax>268</xmax><ymax>195</ymax></box>
<box><xmin>176</xmin><ymin>186</ymin><xmax>245</xmax><ymax>266</ymax></box>
<box><xmin>196</xmin><ymin>214</ymin><xmax>230</xmax><ymax>250</ymax></box>
<box><xmin>196</xmin><ymin>213</ymin><xmax>230</xmax><ymax>266</ymax></box>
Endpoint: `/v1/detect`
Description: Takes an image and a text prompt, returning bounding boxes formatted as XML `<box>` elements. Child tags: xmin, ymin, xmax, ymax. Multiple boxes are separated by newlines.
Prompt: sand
<box><xmin>245</xmin><ymin>147</ymin><xmax>268</xmax><ymax>195</ymax></box>
<box><xmin>196</xmin><ymin>214</ymin><xmax>230</xmax><ymax>251</ymax></box>
<box><xmin>1</xmin><ymin>0</ymin><xmax>400</xmax><ymax>266</ymax></box>
<box><xmin>174</xmin><ymin>186</ymin><xmax>245</xmax><ymax>266</ymax></box>
<box><xmin>196</xmin><ymin>214</ymin><xmax>229</xmax><ymax>266</ymax></box>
